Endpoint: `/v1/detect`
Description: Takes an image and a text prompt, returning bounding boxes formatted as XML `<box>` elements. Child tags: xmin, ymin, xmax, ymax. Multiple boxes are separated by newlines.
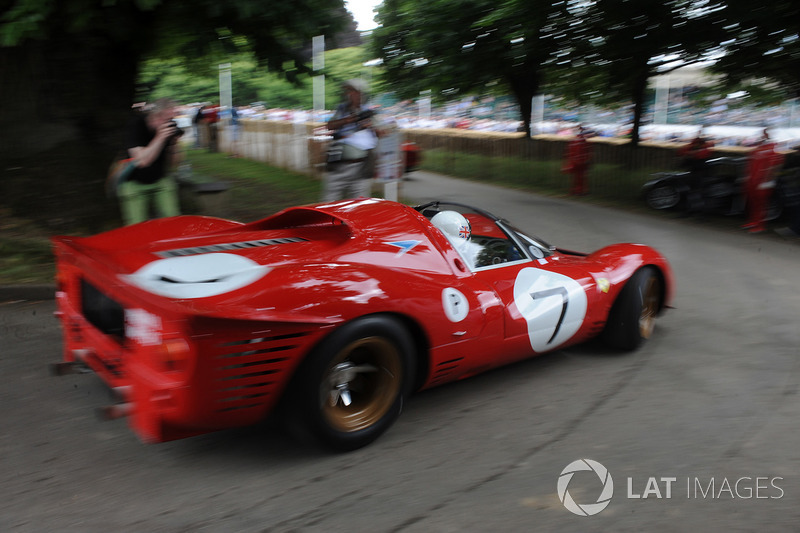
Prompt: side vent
<box><xmin>429</xmin><ymin>356</ymin><xmax>464</xmax><ymax>385</ymax></box>
<box><xmin>210</xmin><ymin>331</ymin><xmax>310</xmax><ymax>413</ymax></box>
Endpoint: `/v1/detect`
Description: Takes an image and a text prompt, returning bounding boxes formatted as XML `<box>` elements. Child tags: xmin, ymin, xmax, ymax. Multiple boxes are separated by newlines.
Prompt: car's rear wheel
<box><xmin>603</xmin><ymin>267</ymin><xmax>662</xmax><ymax>351</ymax></box>
<box><xmin>646</xmin><ymin>185</ymin><xmax>680</xmax><ymax>210</ymax></box>
<box><xmin>296</xmin><ymin>315</ymin><xmax>415</xmax><ymax>452</ymax></box>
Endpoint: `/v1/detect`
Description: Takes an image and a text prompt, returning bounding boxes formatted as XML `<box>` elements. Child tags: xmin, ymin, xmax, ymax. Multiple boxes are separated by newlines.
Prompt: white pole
<box><xmin>219</xmin><ymin>63</ymin><xmax>232</xmax><ymax>110</ymax></box>
<box><xmin>653</xmin><ymin>74</ymin><xmax>670</xmax><ymax>125</ymax></box>
<box><xmin>312</xmin><ymin>35</ymin><xmax>325</xmax><ymax>118</ymax></box>
<box><xmin>532</xmin><ymin>95</ymin><xmax>544</xmax><ymax>135</ymax></box>
<box><xmin>384</xmin><ymin>180</ymin><xmax>398</xmax><ymax>202</ymax></box>
<box><xmin>419</xmin><ymin>90</ymin><xmax>431</xmax><ymax>120</ymax></box>
<box><xmin>218</xmin><ymin>63</ymin><xmax>233</xmax><ymax>151</ymax></box>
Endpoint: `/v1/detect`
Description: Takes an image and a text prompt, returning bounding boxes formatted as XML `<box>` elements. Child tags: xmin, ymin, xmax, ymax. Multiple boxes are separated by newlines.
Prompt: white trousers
<box><xmin>322</xmin><ymin>160</ymin><xmax>373</xmax><ymax>202</ymax></box>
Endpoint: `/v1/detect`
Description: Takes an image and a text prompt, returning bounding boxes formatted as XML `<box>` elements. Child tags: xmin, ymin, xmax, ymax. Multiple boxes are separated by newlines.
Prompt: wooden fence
<box><xmin>216</xmin><ymin>119</ymin><xmax>751</xmax><ymax>180</ymax></box>
<box><xmin>402</xmin><ymin>128</ymin><xmax>750</xmax><ymax>168</ymax></box>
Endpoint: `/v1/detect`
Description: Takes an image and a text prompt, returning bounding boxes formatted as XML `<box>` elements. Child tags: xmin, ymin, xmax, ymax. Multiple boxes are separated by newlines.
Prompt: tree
<box><xmin>320</xmin><ymin>46</ymin><xmax>378</xmax><ymax>106</ymax></box>
<box><xmin>0</xmin><ymin>0</ymin><xmax>349</xmax><ymax>229</ymax></box>
<box><xmin>711</xmin><ymin>1</ymin><xmax>800</xmax><ymax>101</ymax></box>
<box><xmin>137</xmin><ymin>45</ymin><xmax>373</xmax><ymax>109</ymax></box>
<box><xmin>550</xmin><ymin>0</ymin><xmax>729</xmax><ymax>146</ymax></box>
<box><xmin>371</xmin><ymin>0</ymin><xmax>574</xmax><ymax>136</ymax></box>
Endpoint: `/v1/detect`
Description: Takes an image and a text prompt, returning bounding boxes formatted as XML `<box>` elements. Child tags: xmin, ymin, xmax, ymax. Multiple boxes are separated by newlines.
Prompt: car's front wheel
<box><xmin>603</xmin><ymin>267</ymin><xmax>662</xmax><ymax>351</ymax></box>
<box><xmin>295</xmin><ymin>315</ymin><xmax>415</xmax><ymax>452</ymax></box>
<box><xmin>645</xmin><ymin>185</ymin><xmax>680</xmax><ymax>210</ymax></box>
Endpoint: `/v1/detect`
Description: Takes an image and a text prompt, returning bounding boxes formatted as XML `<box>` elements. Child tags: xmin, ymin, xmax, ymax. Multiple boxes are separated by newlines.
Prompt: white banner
<box><xmin>376</xmin><ymin>131</ymin><xmax>402</xmax><ymax>183</ymax></box>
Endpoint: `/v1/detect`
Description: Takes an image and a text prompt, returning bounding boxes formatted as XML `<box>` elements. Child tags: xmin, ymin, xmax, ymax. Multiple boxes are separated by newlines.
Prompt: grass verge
<box><xmin>421</xmin><ymin>148</ymin><xmax>663</xmax><ymax>208</ymax></box>
<box><xmin>0</xmin><ymin>208</ymin><xmax>57</xmax><ymax>284</ymax></box>
<box><xmin>181</xmin><ymin>149</ymin><xmax>322</xmax><ymax>222</ymax></box>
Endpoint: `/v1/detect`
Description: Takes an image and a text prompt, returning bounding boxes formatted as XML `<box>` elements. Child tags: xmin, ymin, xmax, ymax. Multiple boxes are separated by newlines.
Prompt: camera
<box><xmin>356</xmin><ymin>109</ymin><xmax>374</xmax><ymax>122</ymax></box>
<box><xmin>167</xmin><ymin>120</ymin><xmax>184</xmax><ymax>138</ymax></box>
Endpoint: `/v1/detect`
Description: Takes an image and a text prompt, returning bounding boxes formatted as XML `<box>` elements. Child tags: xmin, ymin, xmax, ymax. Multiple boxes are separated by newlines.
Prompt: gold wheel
<box><xmin>320</xmin><ymin>336</ymin><xmax>403</xmax><ymax>433</ymax></box>
<box><xmin>639</xmin><ymin>274</ymin><xmax>661</xmax><ymax>339</ymax></box>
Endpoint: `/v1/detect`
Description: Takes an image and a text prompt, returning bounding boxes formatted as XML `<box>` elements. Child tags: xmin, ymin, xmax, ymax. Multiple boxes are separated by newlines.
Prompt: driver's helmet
<box><xmin>432</xmin><ymin>210</ymin><xmax>471</xmax><ymax>241</ymax></box>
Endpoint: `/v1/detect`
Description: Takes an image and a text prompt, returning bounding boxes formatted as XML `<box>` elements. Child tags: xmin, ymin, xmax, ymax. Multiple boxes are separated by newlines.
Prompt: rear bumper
<box><xmin>55</xmin><ymin>287</ymin><xmax>320</xmax><ymax>443</ymax></box>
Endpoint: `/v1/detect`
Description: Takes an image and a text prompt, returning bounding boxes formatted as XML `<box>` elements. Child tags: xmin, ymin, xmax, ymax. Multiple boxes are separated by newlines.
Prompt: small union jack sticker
<box><xmin>459</xmin><ymin>225</ymin><xmax>471</xmax><ymax>239</ymax></box>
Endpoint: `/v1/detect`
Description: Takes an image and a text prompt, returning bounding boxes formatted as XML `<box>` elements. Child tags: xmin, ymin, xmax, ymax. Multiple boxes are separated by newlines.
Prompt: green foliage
<box><xmin>0</xmin><ymin>0</ymin><xmax>54</xmax><ymax>46</ymax></box>
<box><xmin>371</xmin><ymin>0</ymin><xmax>800</xmax><ymax>142</ymax></box>
<box><xmin>542</xmin><ymin>0</ymin><xmax>732</xmax><ymax>143</ymax></box>
<box><xmin>1</xmin><ymin>0</ymin><xmax>352</xmax><ymax>73</ymax></box>
<box><xmin>138</xmin><ymin>58</ymin><xmax>218</xmax><ymax>102</ymax></box>
<box><xmin>137</xmin><ymin>45</ymin><xmax>375</xmax><ymax>108</ymax></box>
<box><xmin>711</xmin><ymin>2</ymin><xmax>800</xmax><ymax>98</ymax></box>
<box><xmin>371</xmin><ymin>0</ymin><xmax>573</xmax><ymax>134</ymax></box>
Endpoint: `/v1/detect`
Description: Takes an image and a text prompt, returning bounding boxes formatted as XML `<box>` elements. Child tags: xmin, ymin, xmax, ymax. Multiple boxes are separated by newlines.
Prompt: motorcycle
<box><xmin>642</xmin><ymin>156</ymin><xmax>789</xmax><ymax>221</ymax></box>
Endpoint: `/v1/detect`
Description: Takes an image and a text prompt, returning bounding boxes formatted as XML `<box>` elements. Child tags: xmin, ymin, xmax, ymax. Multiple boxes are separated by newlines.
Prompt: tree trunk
<box><xmin>515</xmin><ymin>89</ymin><xmax>533</xmax><ymax>138</ymax></box>
<box><xmin>628</xmin><ymin>71</ymin><xmax>650</xmax><ymax>148</ymax></box>
<box><xmin>508</xmin><ymin>69</ymin><xmax>540</xmax><ymax>139</ymax></box>
<box><xmin>0</xmin><ymin>34</ymin><xmax>140</xmax><ymax>231</ymax></box>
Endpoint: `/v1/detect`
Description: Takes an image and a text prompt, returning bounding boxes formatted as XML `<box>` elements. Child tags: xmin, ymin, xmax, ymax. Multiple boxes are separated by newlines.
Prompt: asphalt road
<box><xmin>2</xmin><ymin>171</ymin><xmax>799</xmax><ymax>532</ymax></box>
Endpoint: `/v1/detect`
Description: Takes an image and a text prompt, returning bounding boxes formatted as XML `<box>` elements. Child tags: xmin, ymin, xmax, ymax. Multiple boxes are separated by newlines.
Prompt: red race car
<box><xmin>52</xmin><ymin>199</ymin><xmax>674</xmax><ymax>451</ymax></box>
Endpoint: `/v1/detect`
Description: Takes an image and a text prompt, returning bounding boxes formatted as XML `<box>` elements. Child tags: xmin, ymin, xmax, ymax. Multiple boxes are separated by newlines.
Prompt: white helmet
<box><xmin>432</xmin><ymin>211</ymin><xmax>471</xmax><ymax>241</ymax></box>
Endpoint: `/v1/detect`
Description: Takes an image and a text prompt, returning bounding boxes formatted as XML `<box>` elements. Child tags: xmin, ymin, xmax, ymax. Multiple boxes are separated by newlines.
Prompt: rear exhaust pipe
<box><xmin>111</xmin><ymin>385</ymin><xmax>132</xmax><ymax>402</ymax></box>
<box><xmin>51</xmin><ymin>348</ymin><xmax>98</xmax><ymax>376</ymax></box>
<box><xmin>50</xmin><ymin>361</ymin><xmax>91</xmax><ymax>376</ymax></box>
<box><xmin>97</xmin><ymin>403</ymin><xmax>132</xmax><ymax>420</ymax></box>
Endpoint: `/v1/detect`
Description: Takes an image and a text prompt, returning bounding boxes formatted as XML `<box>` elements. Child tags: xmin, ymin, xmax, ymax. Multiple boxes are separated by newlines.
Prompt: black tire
<box><xmin>646</xmin><ymin>185</ymin><xmax>680</xmax><ymax>210</ymax></box>
<box><xmin>603</xmin><ymin>267</ymin><xmax>662</xmax><ymax>351</ymax></box>
<box><xmin>295</xmin><ymin>315</ymin><xmax>415</xmax><ymax>452</ymax></box>
<box><xmin>766</xmin><ymin>195</ymin><xmax>783</xmax><ymax>221</ymax></box>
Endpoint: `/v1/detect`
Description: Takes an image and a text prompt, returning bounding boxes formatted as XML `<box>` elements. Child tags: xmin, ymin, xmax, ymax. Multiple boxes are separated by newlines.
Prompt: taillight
<box><xmin>153</xmin><ymin>338</ymin><xmax>192</xmax><ymax>374</ymax></box>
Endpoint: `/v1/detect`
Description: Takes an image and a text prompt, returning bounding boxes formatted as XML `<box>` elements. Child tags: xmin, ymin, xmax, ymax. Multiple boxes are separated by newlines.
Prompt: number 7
<box><xmin>530</xmin><ymin>287</ymin><xmax>569</xmax><ymax>344</ymax></box>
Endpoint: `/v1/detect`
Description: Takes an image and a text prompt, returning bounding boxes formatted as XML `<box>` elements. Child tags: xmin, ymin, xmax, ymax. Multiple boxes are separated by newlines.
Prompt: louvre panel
<box><xmin>429</xmin><ymin>356</ymin><xmax>464</xmax><ymax>385</ymax></box>
<box><xmin>191</xmin><ymin>323</ymin><xmax>315</xmax><ymax>414</ymax></box>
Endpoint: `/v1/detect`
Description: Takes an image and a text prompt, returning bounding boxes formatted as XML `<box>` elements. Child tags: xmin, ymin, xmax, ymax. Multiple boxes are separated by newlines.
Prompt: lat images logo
<box><xmin>557</xmin><ymin>459</ymin><xmax>614</xmax><ymax>516</ymax></box>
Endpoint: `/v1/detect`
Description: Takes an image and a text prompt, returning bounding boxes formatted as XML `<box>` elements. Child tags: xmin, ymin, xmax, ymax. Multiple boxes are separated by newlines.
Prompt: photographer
<box><xmin>322</xmin><ymin>79</ymin><xmax>379</xmax><ymax>202</ymax></box>
<box><xmin>119</xmin><ymin>98</ymin><xmax>183</xmax><ymax>225</ymax></box>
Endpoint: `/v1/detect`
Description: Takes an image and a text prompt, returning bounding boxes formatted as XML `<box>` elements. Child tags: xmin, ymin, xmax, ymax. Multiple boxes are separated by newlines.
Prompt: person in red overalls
<box><xmin>743</xmin><ymin>129</ymin><xmax>784</xmax><ymax>233</ymax></box>
<box><xmin>563</xmin><ymin>126</ymin><xmax>593</xmax><ymax>195</ymax></box>
<box><xmin>678</xmin><ymin>131</ymin><xmax>714</xmax><ymax>215</ymax></box>
<box><xmin>679</xmin><ymin>132</ymin><xmax>713</xmax><ymax>171</ymax></box>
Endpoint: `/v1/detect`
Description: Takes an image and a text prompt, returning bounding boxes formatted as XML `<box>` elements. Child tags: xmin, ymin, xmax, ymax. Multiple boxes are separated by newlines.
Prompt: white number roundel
<box><xmin>442</xmin><ymin>287</ymin><xmax>469</xmax><ymax>323</ymax></box>
<box><xmin>512</xmin><ymin>267</ymin><xmax>587</xmax><ymax>352</ymax></box>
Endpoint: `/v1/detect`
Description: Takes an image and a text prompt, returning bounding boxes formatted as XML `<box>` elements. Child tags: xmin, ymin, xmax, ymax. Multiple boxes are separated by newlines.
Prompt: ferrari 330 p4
<box><xmin>52</xmin><ymin>198</ymin><xmax>673</xmax><ymax>451</ymax></box>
